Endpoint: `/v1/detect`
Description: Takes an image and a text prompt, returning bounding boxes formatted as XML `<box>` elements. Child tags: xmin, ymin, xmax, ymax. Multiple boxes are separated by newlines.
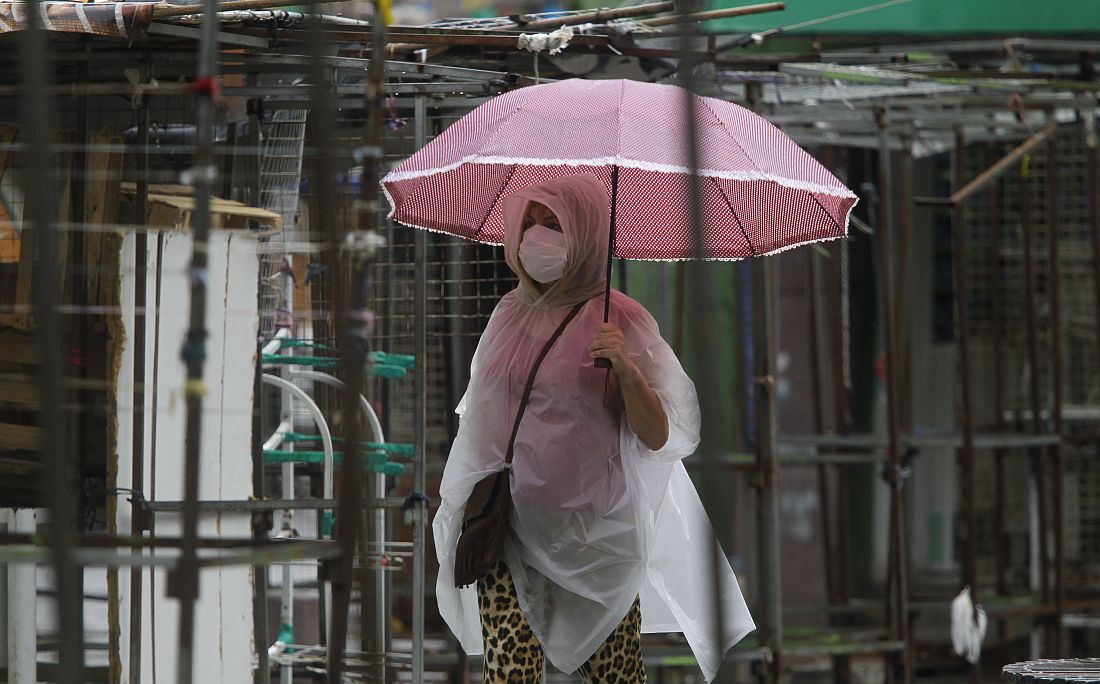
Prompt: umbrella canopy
<box><xmin>382</xmin><ymin>78</ymin><xmax>856</xmax><ymax>261</ymax></box>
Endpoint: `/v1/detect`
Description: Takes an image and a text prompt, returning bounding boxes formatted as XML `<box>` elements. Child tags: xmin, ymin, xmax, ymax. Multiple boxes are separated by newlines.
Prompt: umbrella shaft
<box><xmin>603</xmin><ymin>164</ymin><xmax>619</xmax><ymax>323</ymax></box>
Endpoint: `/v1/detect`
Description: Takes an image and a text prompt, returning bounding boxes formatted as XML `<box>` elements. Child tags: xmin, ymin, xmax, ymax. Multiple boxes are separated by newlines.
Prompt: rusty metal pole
<box><xmin>877</xmin><ymin>109</ymin><xmax>910</xmax><ymax>684</ymax></box>
<box><xmin>1090</xmin><ymin>114</ymin><xmax>1100</xmax><ymax>403</ymax></box>
<box><xmin>951</xmin><ymin>128</ymin><xmax>981</xmax><ymax>684</ymax></box>
<box><xmin>808</xmin><ymin>247</ymin><xmax>835</xmax><ymax>601</ymax></box>
<box><xmin>21</xmin><ymin>0</ymin><xmax>84</xmax><ymax>680</ymax></box>
<box><xmin>897</xmin><ymin>132</ymin><xmax>914</xmax><ymax>431</ymax></box>
<box><xmin>742</xmin><ymin>78</ymin><xmax>781</xmax><ymax>683</ymax></box>
<box><xmin>988</xmin><ymin>141</ymin><xmax>1010</xmax><ymax>651</ymax></box>
<box><xmin>127</xmin><ymin>57</ymin><xmax>151</xmax><ymax>684</ymax></box>
<box><xmin>1019</xmin><ymin>141</ymin><xmax>1051</xmax><ymax>649</ymax></box>
<box><xmin>297</xmin><ymin>1</ymin><xmax>372</xmax><ymax>680</ymax></box>
<box><xmin>988</xmin><ymin>140</ymin><xmax>1007</xmax><ymax>587</ymax></box>
<box><xmin>830</xmin><ymin>236</ymin><xmax>853</xmax><ymax>601</ymax></box>
<box><xmin>680</xmin><ymin>2</ymin><xmax>735</xmax><ymax>678</ymax></box>
<box><xmin>173</xmin><ymin>0</ymin><xmax>219</xmax><ymax>677</ymax></box>
<box><xmin>1045</xmin><ymin>132</ymin><xmax>1066</xmax><ymax>656</ymax></box>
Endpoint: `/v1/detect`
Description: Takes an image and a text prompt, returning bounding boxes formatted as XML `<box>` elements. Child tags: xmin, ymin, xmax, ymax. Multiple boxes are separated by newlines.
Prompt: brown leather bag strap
<box><xmin>504</xmin><ymin>301</ymin><xmax>587</xmax><ymax>464</ymax></box>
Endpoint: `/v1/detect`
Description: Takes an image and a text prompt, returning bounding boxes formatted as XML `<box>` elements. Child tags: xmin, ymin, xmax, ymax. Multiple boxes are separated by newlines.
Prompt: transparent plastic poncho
<box><xmin>432</xmin><ymin>173</ymin><xmax>755</xmax><ymax>680</ymax></box>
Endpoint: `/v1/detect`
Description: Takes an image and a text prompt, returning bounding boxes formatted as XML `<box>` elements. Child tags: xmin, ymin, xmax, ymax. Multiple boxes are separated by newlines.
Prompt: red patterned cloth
<box><xmin>383</xmin><ymin>78</ymin><xmax>857</xmax><ymax>261</ymax></box>
<box><xmin>0</xmin><ymin>2</ymin><xmax>155</xmax><ymax>39</ymax></box>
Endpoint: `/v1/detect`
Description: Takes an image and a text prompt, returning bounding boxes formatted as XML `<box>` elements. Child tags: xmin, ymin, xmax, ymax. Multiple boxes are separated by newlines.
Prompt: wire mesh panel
<box><xmin>960</xmin><ymin>124</ymin><xmax>1100</xmax><ymax>593</ymax></box>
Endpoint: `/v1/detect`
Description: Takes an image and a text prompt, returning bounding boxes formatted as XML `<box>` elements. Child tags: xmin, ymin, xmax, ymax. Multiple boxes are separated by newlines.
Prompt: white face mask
<box><xmin>518</xmin><ymin>224</ymin><xmax>567</xmax><ymax>284</ymax></box>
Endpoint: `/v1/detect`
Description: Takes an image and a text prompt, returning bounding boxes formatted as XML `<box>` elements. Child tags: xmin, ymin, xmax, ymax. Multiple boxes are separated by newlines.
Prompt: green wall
<box><xmin>705</xmin><ymin>0</ymin><xmax>1100</xmax><ymax>35</ymax></box>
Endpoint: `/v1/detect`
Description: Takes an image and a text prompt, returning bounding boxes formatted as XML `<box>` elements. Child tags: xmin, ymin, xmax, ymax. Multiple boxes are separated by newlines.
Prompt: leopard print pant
<box><xmin>476</xmin><ymin>560</ymin><xmax>646</xmax><ymax>683</ymax></box>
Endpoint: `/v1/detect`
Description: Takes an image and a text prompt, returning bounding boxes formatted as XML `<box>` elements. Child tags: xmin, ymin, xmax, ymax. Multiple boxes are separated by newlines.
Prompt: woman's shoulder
<box><xmin>606</xmin><ymin>290</ymin><xmax>659</xmax><ymax>332</ymax></box>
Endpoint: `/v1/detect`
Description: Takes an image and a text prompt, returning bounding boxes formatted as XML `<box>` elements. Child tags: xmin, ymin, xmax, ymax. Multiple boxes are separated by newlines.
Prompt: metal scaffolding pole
<box><xmin>172</xmin><ymin>0</ymin><xmax>219</xmax><ymax>677</ymax></box>
<box><xmin>1089</xmin><ymin>115</ymin><xmax>1100</xmax><ymax>464</ymax></box>
<box><xmin>128</xmin><ymin>57</ymin><xmax>152</xmax><ymax>684</ymax></box>
<box><xmin>951</xmin><ymin>128</ymin><xmax>981</xmax><ymax>684</ymax></box>
<box><xmin>1019</xmin><ymin>142</ymin><xmax>1051</xmax><ymax>654</ymax></box>
<box><xmin>20</xmin><ymin>0</ymin><xmax>84</xmax><ymax>680</ymax></box>
<box><xmin>753</xmin><ymin>257</ymin><xmax>782</xmax><ymax>682</ymax></box>
<box><xmin>1045</xmin><ymin>132</ymin><xmax>1066</xmax><ymax>656</ymax></box>
<box><xmin>876</xmin><ymin>111</ymin><xmax>910</xmax><ymax>684</ymax></box>
<box><xmin>411</xmin><ymin>91</ymin><xmax>428</xmax><ymax>684</ymax></box>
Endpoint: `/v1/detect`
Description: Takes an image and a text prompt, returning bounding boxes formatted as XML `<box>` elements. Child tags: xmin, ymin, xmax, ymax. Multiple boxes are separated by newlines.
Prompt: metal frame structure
<box><xmin>2</xmin><ymin>3</ymin><xmax>1100</xmax><ymax>683</ymax></box>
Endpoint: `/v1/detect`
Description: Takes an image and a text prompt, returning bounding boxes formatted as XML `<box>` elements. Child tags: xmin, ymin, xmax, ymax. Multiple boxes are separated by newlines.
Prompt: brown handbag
<box><xmin>453</xmin><ymin>301</ymin><xmax>587</xmax><ymax>588</ymax></box>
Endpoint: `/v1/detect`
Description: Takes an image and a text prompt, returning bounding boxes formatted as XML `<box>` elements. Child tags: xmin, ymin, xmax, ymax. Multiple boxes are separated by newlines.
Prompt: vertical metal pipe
<box><xmin>807</xmin><ymin>248</ymin><xmax>835</xmax><ymax>605</ymax></box>
<box><xmin>951</xmin><ymin>129</ymin><xmax>980</xmax><ymax>684</ymax></box>
<box><xmin>829</xmin><ymin>236</ymin><xmax>853</xmax><ymax>609</ymax></box>
<box><xmin>752</xmin><ymin>258</ymin><xmax>782</xmax><ymax>681</ymax></box>
<box><xmin>412</xmin><ymin>91</ymin><xmax>428</xmax><ymax>684</ymax></box>
<box><xmin>326</xmin><ymin>4</ymin><xmax>387</xmax><ymax>680</ymax></box>
<box><xmin>128</xmin><ymin>58</ymin><xmax>151</xmax><ymax>684</ymax></box>
<box><xmin>1045</xmin><ymin>133</ymin><xmax>1066</xmax><ymax>655</ymax></box>
<box><xmin>300</xmin><ymin>23</ymin><xmax>355</xmax><ymax>684</ymax></box>
<box><xmin>20</xmin><ymin>1</ymin><xmax>84</xmax><ymax>681</ymax></box>
<box><xmin>1090</xmin><ymin>113</ymin><xmax>1100</xmax><ymax>406</ymax></box>
<box><xmin>876</xmin><ymin>110</ymin><xmax>910</xmax><ymax>684</ymax></box>
<box><xmin>248</xmin><ymin>81</ymin><xmax>269</xmax><ymax>681</ymax></box>
<box><xmin>678</xmin><ymin>0</ymin><xmax>730</xmax><ymax>676</ymax></box>
<box><xmin>1019</xmin><ymin>145</ymin><xmax>1050</xmax><ymax>623</ymax></box>
<box><xmin>174</xmin><ymin>0</ymin><xmax>219</xmax><ymax>678</ymax></box>
<box><xmin>252</xmin><ymin>353</ymin><xmax>269</xmax><ymax>683</ymax></box>
<box><xmin>987</xmin><ymin>141</ymin><xmax>1009</xmax><ymax>603</ymax></box>
<box><xmin>897</xmin><ymin>133</ymin><xmax>913</xmax><ymax>429</ymax></box>
<box><xmin>365</xmin><ymin>18</ymin><xmax>389</xmax><ymax>680</ymax></box>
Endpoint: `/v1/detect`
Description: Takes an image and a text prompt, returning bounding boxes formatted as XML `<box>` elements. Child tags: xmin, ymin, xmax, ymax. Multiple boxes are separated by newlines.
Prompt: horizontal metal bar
<box><xmin>146</xmin><ymin>497</ymin><xmax>422</xmax><ymax>512</ymax></box>
<box><xmin>0</xmin><ymin>540</ymin><xmax>337</xmax><ymax>567</ymax></box>
<box><xmin>914</xmin><ymin>196</ymin><xmax>955</xmax><ymax>206</ymax></box>
<box><xmin>784</xmin><ymin>640</ymin><xmax>907</xmax><ymax>657</ymax></box>
<box><xmin>778</xmin><ymin>432</ymin><xmax>1061</xmax><ymax>451</ymax></box>
<box><xmin>221</xmin><ymin>82</ymin><xmax>504</xmax><ymax>97</ymax></box>
<box><xmin>260</xmin><ymin>96</ymin><xmax>491</xmax><ymax>111</ymax></box>
<box><xmin>197</xmin><ymin>541</ymin><xmax>340</xmax><ymax>568</ymax></box>
<box><xmin>147</xmin><ymin>21</ymin><xmax>270</xmax><ymax>48</ymax></box>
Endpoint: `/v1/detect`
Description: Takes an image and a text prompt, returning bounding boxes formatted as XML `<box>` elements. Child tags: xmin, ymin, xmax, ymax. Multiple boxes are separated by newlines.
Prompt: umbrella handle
<box><xmin>592</xmin><ymin>165</ymin><xmax>619</xmax><ymax>372</ymax></box>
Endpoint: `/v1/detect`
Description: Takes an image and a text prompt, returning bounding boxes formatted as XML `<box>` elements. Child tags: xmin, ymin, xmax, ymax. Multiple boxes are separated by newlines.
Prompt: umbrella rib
<box><xmin>474</xmin><ymin>163</ymin><xmax>518</xmax><ymax>241</ymax></box>
<box><xmin>698</xmin><ymin>96</ymin><xmax>767</xmax><ymax>177</ymax></box>
<box><xmin>709</xmin><ymin>175</ymin><xmax>757</xmax><ymax>258</ymax></box>
<box><xmin>807</xmin><ymin>191</ymin><xmax>844</xmax><ymax>231</ymax></box>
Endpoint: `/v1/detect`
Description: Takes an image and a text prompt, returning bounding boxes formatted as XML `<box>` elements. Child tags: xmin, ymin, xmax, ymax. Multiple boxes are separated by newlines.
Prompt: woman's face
<box><xmin>522</xmin><ymin>202</ymin><xmax>561</xmax><ymax>234</ymax></box>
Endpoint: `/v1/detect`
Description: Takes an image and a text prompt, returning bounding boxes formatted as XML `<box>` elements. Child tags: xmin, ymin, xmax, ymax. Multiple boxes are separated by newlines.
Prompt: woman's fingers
<box><xmin>589</xmin><ymin>323</ymin><xmax>629</xmax><ymax>366</ymax></box>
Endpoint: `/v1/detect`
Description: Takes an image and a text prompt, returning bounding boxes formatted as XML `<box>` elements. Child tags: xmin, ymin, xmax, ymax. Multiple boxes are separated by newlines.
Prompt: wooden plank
<box><xmin>0</xmin><ymin>423</ymin><xmax>39</xmax><ymax>451</ymax></box>
<box><xmin>54</xmin><ymin>130</ymin><xmax>74</xmax><ymax>307</ymax></box>
<box><xmin>121</xmin><ymin>184</ymin><xmax>283</xmax><ymax>228</ymax></box>
<box><xmin>0</xmin><ymin>329</ymin><xmax>35</xmax><ymax>363</ymax></box>
<box><xmin>84</xmin><ymin>131</ymin><xmax>124</xmax><ymax>307</ymax></box>
<box><xmin>0</xmin><ymin>124</ymin><xmax>17</xmax><ymax>174</ymax></box>
<box><xmin>0</xmin><ymin>380</ymin><xmax>38</xmax><ymax>406</ymax></box>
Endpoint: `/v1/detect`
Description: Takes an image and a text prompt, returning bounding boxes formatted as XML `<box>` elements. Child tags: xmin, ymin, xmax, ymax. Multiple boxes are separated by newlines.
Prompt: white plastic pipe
<box><xmin>262</xmin><ymin>418</ymin><xmax>294</xmax><ymax>452</ymax></box>
<box><xmin>7</xmin><ymin>509</ymin><xmax>37</xmax><ymax>684</ymax></box>
<box><xmin>261</xmin><ymin>326</ymin><xmax>293</xmax><ymax>356</ymax></box>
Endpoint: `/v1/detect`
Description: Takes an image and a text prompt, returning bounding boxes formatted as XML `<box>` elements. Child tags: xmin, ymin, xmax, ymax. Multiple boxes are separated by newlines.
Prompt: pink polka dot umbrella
<box><xmin>382</xmin><ymin>78</ymin><xmax>857</xmax><ymax>364</ymax></box>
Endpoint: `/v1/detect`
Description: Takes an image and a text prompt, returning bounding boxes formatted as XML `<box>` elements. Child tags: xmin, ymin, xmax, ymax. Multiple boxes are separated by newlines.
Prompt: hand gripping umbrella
<box><xmin>381</xmin><ymin>78</ymin><xmax>857</xmax><ymax>365</ymax></box>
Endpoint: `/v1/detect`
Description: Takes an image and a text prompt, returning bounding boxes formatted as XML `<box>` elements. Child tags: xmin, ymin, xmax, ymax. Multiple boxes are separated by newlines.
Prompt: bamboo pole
<box><xmin>950</xmin><ymin>122</ymin><xmax>1058</xmax><ymax>204</ymax></box>
<box><xmin>153</xmin><ymin>0</ymin><xmax>347</xmax><ymax>19</ymax></box>
<box><xmin>515</xmin><ymin>1</ymin><xmax>672</xmax><ymax>30</ymax></box>
<box><xmin>639</xmin><ymin>1</ymin><xmax>785</xmax><ymax>27</ymax></box>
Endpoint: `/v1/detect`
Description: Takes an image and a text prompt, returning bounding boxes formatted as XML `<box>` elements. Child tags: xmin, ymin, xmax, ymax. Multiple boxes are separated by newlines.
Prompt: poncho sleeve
<box><xmin>613</xmin><ymin>293</ymin><xmax>700</xmax><ymax>464</ymax></box>
<box><xmin>614</xmin><ymin>292</ymin><xmax>756</xmax><ymax>681</ymax></box>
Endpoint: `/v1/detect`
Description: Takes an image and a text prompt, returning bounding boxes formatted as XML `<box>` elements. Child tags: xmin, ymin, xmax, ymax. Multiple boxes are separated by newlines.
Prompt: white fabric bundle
<box><xmin>517</xmin><ymin>25</ymin><xmax>575</xmax><ymax>55</ymax></box>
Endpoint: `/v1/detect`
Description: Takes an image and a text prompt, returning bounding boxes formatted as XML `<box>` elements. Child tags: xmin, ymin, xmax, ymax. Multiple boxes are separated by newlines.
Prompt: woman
<box><xmin>433</xmin><ymin>173</ymin><xmax>754</xmax><ymax>682</ymax></box>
